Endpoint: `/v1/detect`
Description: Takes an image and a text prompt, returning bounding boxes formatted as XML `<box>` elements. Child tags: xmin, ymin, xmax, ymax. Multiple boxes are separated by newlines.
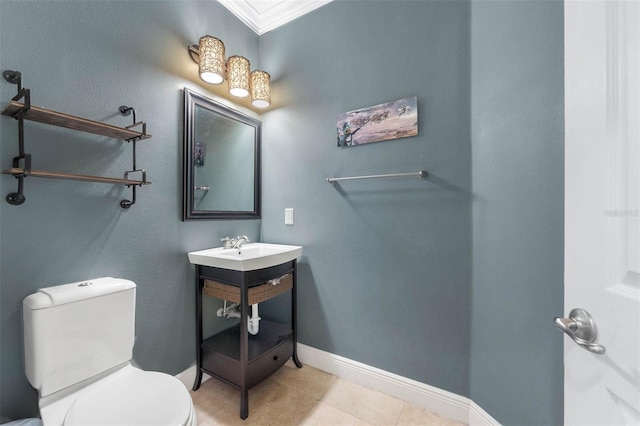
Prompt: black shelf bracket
<box><xmin>3</xmin><ymin>70</ymin><xmax>31</xmax><ymax>205</ymax></box>
<box><xmin>119</xmin><ymin>106</ymin><xmax>147</xmax><ymax>209</ymax></box>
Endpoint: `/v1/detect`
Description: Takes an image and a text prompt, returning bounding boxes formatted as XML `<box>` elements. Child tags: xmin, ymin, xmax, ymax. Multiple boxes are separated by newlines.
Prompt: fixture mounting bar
<box><xmin>188</xmin><ymin>45</ymin><xmax>200</xmax><ymax>62</ymax></box>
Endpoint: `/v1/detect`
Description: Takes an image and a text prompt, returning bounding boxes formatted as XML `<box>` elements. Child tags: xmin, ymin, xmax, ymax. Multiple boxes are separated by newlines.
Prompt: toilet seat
<box><xmin>63</xmin><ymin>369</ymin><xmax>193</xmax><ymax>426</ymax></box>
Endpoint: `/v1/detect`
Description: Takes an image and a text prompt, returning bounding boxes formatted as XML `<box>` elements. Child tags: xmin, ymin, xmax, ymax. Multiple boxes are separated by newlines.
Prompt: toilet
<box><xmin>22</xmin><ymin>277</ymin><xmax>197</xmax><ymax>426</ymax></box>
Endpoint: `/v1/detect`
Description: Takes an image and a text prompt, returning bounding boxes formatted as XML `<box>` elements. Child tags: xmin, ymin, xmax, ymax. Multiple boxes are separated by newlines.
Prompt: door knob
<box><xmin>554</xmin><ymin>308</ymin><xmax>606</xmax><ymax>355</ymax></box>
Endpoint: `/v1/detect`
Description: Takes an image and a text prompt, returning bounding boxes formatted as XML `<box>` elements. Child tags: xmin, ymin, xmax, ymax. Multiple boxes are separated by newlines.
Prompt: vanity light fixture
<box><xmin>250</xmin><ymin>70</ymin><xmax>271</xmax><ymax>108</ymax></box>
<box><xmin>188</xmin><ymin>36</ymin><xmax>271</xmax><ymax>108</ymax></box>
<box><xmin>227</xmin><ymin>55</ymin><xmax>250</xmax><ymax>98</ymax></box>
<box><xmin>197</xmin><ymin>36</ymin><xmax>225</xmax><ymax>85</ymax></box>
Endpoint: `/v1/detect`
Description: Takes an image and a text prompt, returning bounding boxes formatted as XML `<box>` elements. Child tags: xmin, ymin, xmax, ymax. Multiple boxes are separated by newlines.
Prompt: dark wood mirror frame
<box><xmin>183</xmin><ymin>88</ymin><xmax>261</xmax><ymax>220</ymax></box>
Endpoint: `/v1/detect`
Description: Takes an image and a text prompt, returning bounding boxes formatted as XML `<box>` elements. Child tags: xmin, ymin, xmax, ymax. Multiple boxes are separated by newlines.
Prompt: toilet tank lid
<box><xmin>23</xmin><ymin>277</ymin><xmax>136</xmax><ymax>310</ymax></box>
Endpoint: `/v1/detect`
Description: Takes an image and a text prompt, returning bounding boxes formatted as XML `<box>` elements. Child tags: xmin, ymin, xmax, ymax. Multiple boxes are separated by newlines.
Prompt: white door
<box><xmin>564</xmin><ymin>1</ymin><xmax>640</xmax><ymax>424</ymax></box>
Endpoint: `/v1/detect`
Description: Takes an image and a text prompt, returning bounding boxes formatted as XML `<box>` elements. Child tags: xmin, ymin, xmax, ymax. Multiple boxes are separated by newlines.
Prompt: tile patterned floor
<box><xmin>190</xmin><ymin>361</ymin><xmax>465</xmax><ymax>425</ymax></box>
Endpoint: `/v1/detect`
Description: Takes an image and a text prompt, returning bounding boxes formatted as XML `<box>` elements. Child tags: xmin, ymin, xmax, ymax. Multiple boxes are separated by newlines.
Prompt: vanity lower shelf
<box><xmin>201</xmin><ymin>321</ymin><xmax>293</xmax><ymax>389</ymax></box>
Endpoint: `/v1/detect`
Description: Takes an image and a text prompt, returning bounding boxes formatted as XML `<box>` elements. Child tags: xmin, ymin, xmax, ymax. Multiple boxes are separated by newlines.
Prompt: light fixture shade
<box><xmin>250</xmin><ymin>70</ymin><xmax>271</xmax><ymax>108</ymax></box>
<box><xmin>198</xmin><ymin>36</ymin><xmax>225</xmax><ymax>84</ymax></box>
<box><xmin>227</xmin><ymin>56</ymin><xmax>250</xmax><ymax>98</ymax></box>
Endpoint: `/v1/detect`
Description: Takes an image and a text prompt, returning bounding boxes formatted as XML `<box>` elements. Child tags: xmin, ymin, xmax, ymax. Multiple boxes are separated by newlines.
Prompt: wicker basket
<box><xmin>204</xmin><ymin>273</ymin><xmax>293</xmax><ymax>304</ymax></box>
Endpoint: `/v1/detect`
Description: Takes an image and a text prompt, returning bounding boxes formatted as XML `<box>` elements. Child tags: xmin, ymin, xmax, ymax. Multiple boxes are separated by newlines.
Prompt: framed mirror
<box><xmin>183</xmin><ymin>88</ymin><xmax>261</xmax><ymax>220</ymax></box>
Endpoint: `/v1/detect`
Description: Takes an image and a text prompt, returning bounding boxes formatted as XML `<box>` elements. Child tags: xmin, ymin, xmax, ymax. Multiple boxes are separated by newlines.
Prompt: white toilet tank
<box><xmin>23</xmin><ymin>277</ymin><xmax>136</xmax><ymax>397</ymax></box>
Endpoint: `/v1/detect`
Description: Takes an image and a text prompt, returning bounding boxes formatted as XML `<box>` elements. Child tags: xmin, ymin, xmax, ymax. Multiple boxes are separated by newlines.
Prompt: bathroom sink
<box><xmin>188</xmin><ymin>243</ymin><xmax>302</xmax><ymax>271</ymax></box>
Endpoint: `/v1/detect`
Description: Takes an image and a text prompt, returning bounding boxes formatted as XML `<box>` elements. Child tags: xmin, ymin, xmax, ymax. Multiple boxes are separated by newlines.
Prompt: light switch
<box><xmin>285</xmin><ymin>208</ymin><xmax>294</xmax><ymax>225</ymax></box>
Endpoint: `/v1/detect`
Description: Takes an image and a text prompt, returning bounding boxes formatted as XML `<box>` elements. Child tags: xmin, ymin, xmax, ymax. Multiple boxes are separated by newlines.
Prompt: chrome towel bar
<box><xmin>326</xmin><ymin>170</ymin><xmax>428</xmax><ymax>184</ymax></box>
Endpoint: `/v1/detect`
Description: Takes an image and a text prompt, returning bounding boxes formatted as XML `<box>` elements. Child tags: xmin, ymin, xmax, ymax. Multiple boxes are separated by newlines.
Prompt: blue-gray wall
<box><xmin>0</xmin><ymin>1</ymin><xmax>564</xmax><ymax>424</ymax></box>
<box><xmin>259</xmin><ymin>1</ymin><xmax>563</xmax><ymax>424</ymax></box>
<box><xmin>0</xmin><ymin>1</ymin><xmax>260</xmax><ymax>420</ymax></box>
<box><xmin>469</xmin><ymin>1</ymin><xmax>564</xmax><ymax>424</ymax></box>
<box><xmin>259</xmin><ymin>0</ymin><xmax>472</xmax><ymax>397</ymax></box>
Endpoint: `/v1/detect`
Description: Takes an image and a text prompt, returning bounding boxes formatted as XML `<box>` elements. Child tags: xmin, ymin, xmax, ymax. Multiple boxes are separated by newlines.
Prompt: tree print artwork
<box><xmin>336</xmin><ymin>97</ymin><xmax>418</xmax><ymax>147</ymax></box>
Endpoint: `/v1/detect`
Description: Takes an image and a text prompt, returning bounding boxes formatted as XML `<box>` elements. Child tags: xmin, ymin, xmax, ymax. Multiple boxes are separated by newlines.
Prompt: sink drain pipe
<box><xmin>217</xmin><ymin>301</ymin><xmax>261</xmax><ymax>335</ymax></box>
<box><xmin>248</xmin><ymin>304</ymin><xmax>261</xmax><ymax>335</ymax></box>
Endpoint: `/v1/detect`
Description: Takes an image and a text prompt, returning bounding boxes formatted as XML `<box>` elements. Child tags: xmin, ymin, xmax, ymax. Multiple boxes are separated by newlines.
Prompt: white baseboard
<box><xmin>177</xmin><ymin>343</ymin><xmax>500</xmax><ymax>425</ymax></box>
<box><xmin>469</xmin><ymin>400</ymin><xmax>502</xmax><ymax>426</ymax></box>
<box><xmin>175</xmin><ymin>364</ymin><xmax>210</xmax><ymax>390</ymax></box>
<box><xmin>175</xmin><ymin>364</ymin><xmax>196</xmax><ymax>389</ymax></box>
<box><xmin>296</xmin><ymin>343</ymin><xmax>500</xmax><ymax>425</ymax></box>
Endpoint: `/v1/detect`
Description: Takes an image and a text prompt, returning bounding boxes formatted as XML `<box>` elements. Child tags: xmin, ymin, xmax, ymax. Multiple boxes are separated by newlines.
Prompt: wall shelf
<box><xmin>1</xmin><ymin>70</ymin><xmax>151</xmax><ymax>208</ymax></box>
<box><xmin>1</xmin><ymin>168</ymin><xmax>151</xmax><ymax>186</ymax></box>
<box><xmin>1</xmin><ymin>100</ymin><xmax>152</xmax><ymax>141</ymax></box>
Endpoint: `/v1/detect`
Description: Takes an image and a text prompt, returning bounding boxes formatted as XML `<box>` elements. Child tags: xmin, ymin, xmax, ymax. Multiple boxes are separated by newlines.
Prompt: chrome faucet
<box><xmin>221</xmin><ymin>235</ymin><xmax>251</xmax><ymax>249</ymax></box>
<box><xmin>232</xmin><ymin>236</ymin><xmax>250</xmax><ymax>249</ymax></box>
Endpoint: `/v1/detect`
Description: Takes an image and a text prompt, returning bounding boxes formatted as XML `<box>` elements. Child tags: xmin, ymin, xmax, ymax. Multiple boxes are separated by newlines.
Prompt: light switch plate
<box><xmin>285</xmin><ymin>208</ymin><xmax>294</xmax><ymax>225</ymax></box>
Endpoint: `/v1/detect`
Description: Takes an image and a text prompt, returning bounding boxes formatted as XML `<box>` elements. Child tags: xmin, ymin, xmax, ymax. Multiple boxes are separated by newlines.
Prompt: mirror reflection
<box><xmin>183</xmin><ymin>88</ymin><xmax>261</xmax><ymax>220</ymax></box>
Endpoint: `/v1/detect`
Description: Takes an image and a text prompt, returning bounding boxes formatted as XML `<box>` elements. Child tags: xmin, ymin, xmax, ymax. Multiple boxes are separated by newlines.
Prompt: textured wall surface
<box><xmin>259</xmin><ymin>0</ymin><xmax>473</xmax><ymax>397</ymax></box>
<box><xmin>469</xmin><ymin>1</ymin><xmax>564</xmax><ymax>424</ymax></box>
<box><xmin>0</xmin><ymin>0</ymin><xmax>564</xmax><ymax>423</ymax></box>
<box><xmin>0</xmin><ymin>1</ymin><xmax>259</xmax><ymax>419</ymax></box>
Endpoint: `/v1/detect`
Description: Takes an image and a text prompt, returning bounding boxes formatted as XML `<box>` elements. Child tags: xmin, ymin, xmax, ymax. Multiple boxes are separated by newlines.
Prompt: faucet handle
<box><xmin>221</xmin><ymin>237</ymin><xmax>234</xmax><ymax>249</ymax></box>
<box><xmin>231</xmin><ymin>236</ymin><xmax>250</xmax><ymax>249</ymax></box>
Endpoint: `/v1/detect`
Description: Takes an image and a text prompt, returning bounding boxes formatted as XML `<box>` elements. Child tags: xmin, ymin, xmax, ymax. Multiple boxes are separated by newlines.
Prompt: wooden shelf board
<box><xmin>1</xmin><ymin>101</ymin><xmax>151</xmax><ymax>141</ymax></box>
<box><xmin>2</xmin><ymin>168</ymin><xmax>151</xmax><ymax>186</ymax></box>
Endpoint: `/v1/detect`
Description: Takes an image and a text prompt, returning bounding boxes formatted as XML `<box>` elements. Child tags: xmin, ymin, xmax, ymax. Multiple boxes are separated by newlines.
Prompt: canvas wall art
<box><xmin>336</xmin><ymin>97</ymin><xmax>418</xmax><ymax>147</ymax></box>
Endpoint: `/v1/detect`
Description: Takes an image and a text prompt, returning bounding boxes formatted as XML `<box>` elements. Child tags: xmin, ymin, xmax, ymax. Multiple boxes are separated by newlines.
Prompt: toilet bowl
<box><xmin>38</xmin><ymin>364</ymin><xmax>196</xmax><ymax>426</ymax></box>
<box><xmin>23</xmin><ymin>278</ymin><xmax>197</xmax><ymax>426</ymax></box>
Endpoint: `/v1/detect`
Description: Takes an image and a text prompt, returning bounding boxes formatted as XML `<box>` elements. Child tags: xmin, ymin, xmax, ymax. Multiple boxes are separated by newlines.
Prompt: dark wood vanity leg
<box><xmin>291</xmin><ymin>261</ymin><xmax>303</xmax><ymax>369</ymax></box>
<box><xmin>192</xmin><ymin>266</ymin><xmax>203</xmax><ymax>391</ymax></box>
<box><xmin>239</xmin><ymin>279</ymin><xmax>250</xmax><ymax>419</ymax></box>
<box><xmin>240</xmin><ymin>388</ymin><xmax>249</xmax><ymax>420</ymax></box>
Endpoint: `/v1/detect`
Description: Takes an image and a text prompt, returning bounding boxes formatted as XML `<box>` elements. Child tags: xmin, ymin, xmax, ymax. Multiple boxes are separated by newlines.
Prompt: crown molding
<box><xmin>217</xmin><ymin>0</ymin><xmax>333</xmax><ymax>35</ymax></box>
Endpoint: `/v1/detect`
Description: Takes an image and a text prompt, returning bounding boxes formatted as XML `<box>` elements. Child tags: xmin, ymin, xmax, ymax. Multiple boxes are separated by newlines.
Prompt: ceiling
<box><xmin>217</xmin><ymin>0</ymin><xmax>333</xmax><ymax>35</ymax></box>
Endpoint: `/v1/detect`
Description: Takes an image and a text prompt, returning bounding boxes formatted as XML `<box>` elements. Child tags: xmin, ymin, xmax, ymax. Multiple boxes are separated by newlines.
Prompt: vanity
<box><xmin>188</xmin><ymin>243</ymin><xmax>303</xmax><ymax>420</ymax></box>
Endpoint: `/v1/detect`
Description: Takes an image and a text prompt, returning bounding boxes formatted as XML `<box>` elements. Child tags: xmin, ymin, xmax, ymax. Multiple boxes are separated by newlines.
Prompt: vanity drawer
<box><xmin>201</xmin><ymin>334</ymin><xmax>293</xmax><ymax>390</ymax></box>
<box><xmin>202</xmin><ymin>349</ymin><xmax>241</xmax><ymax>387</ymax></box>
<box><xmin>246</xmin><ymin>336</ymin><xmax>293</xmax><ymax>389</ymax></box>
<box><xmin>204</xmin><ymin>273</ymin><xmax>293</xmax><ymax>304</ymax></box>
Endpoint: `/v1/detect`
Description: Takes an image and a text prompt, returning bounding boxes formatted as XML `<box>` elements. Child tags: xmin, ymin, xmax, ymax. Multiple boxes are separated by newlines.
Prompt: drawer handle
<box><xmin>273</xmin><ymin>355</ymin><xmax>280</xmax><ymax>361</ymax></box>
